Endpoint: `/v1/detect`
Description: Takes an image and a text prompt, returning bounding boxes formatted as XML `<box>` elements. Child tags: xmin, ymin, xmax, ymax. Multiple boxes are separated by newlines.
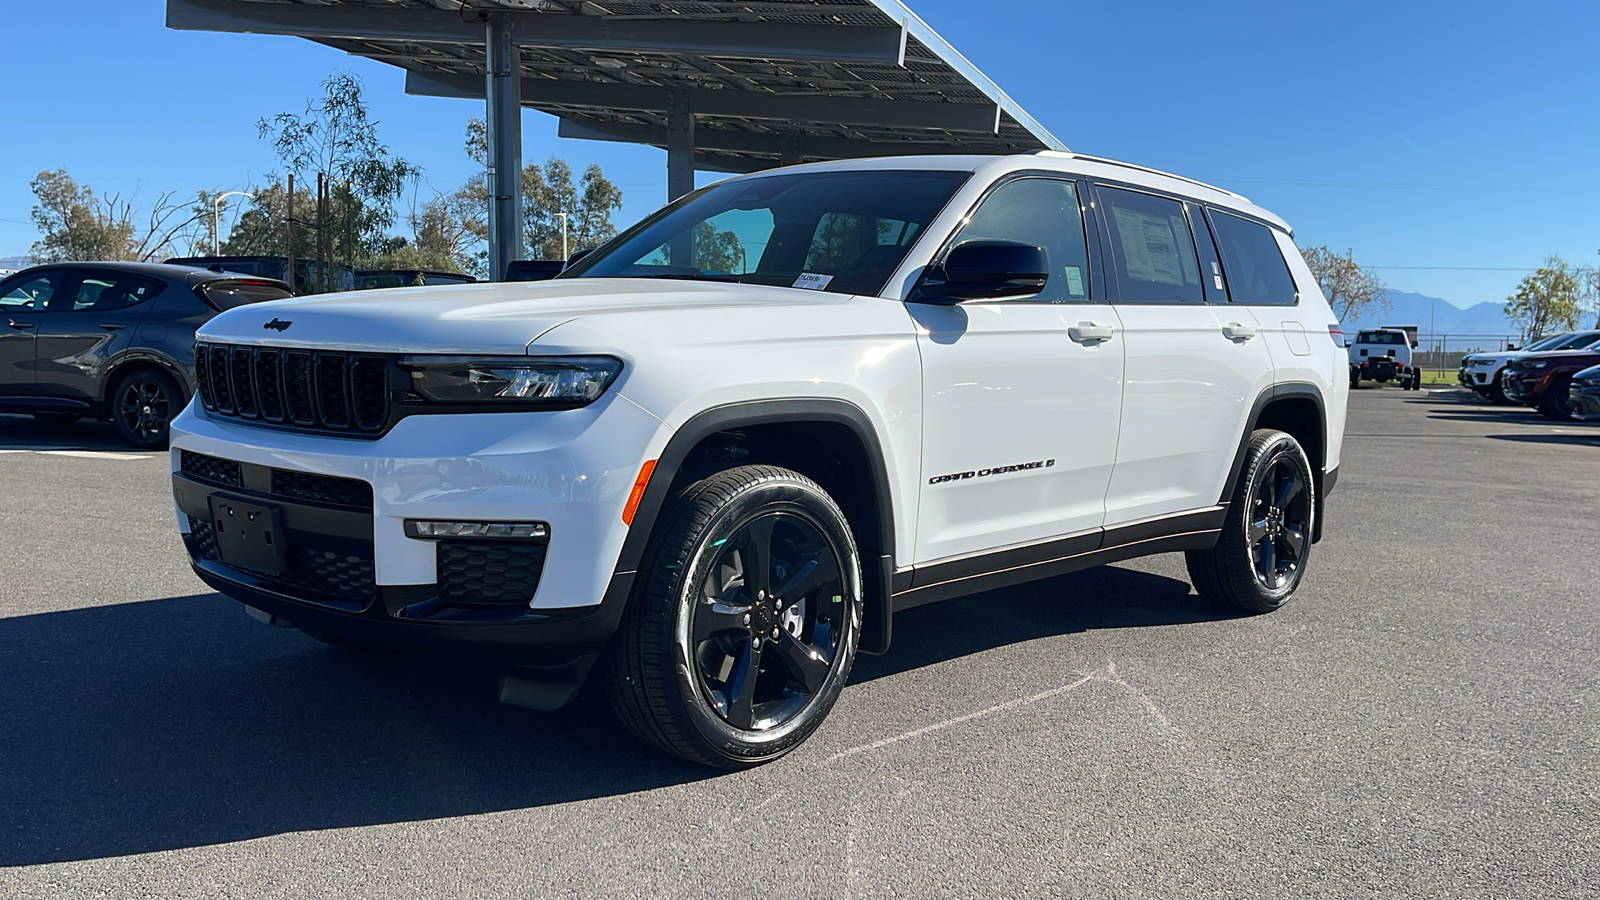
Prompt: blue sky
<box><xmin>3</xmin><ymin>0</ymin><xmax>1597</xmax><ymax>309</ymax></box>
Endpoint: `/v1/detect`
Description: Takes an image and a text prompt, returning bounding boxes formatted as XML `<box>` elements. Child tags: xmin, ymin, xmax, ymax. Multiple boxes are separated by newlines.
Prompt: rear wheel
<box><xmin>1539</xmin><ymin>375</ymin><xmax>1577</xmax><ymax>421</ymax></box>
<box><xmin>605</xmin><ymin>465</ymin><xmax>862</xmax><ymax>768</ymax></box>
<box><xmin>1186</xmin><ymin>430</ymin><xmax>1315</xmax><ymax>614</ymax></box>
<box><xmin>111</xmin><ymin>369</ymin><xmax>181</xmax><ymax>449</ymax></box>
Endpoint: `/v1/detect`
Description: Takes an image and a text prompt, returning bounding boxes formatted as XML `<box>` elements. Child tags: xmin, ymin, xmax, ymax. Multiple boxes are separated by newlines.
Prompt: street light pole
<box><xmin>555</xmin><ymin>211</ymin><xmax>569</xmax><ymax>261</ymax></box>
<box><xmin>212</xmin><ymin>190</ymin><xmax>251</xmax><ymax>255</ymax></box>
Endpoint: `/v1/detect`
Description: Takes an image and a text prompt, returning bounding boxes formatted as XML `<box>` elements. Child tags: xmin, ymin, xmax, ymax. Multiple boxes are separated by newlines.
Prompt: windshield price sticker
<box><xmin>793</xmin><ymin>272</ymin><xmax>834</xmax><ymax>291</ymax></box>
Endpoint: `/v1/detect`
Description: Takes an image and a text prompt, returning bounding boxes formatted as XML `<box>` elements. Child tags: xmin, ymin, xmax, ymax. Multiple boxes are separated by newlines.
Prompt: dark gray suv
<box><xmin>0</xmin><ymin>262</ymin><xmax>290</xmax><ymax>447</ymax></box>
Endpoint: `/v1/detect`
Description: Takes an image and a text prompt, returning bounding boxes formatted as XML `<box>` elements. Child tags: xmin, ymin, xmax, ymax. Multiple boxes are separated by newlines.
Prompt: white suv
<box><xmin>170</xmin><ymin>153</ymin><xmax>1349</xmax><ymax>767</ymax></box>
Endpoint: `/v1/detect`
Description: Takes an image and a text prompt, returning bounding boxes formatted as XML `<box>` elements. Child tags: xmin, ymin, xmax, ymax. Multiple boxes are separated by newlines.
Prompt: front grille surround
<box><xmin>196</xmin><ymin>342</ymin><xmax>392</xmax><ymax>437</ymax></box>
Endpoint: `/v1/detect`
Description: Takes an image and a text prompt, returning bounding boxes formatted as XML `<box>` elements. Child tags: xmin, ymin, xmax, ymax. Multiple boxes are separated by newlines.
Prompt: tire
<box><xmin>605</xmin><ymin>464</ymin><xmax>863</xmax><ymax>768</ymax></box>
<box><xmin>1349</xmin><ymin>369</ymin><xmax>1361</xmax><ymax>389</ymax></box>
<box><xmin>1488</xmin><ymin>370</ymin><xmax>1511</xmax><ymax>404</ymax></box>
<box><xmin>1186</xmin><ymin>430</ymin><xmax>1315</xmax><ymax>614</ymax></box>
<box><xmin>30</xmin><ymin>412</ymin><xmax>82</xmax><ymax>426</ymax></box>
<box><xmin>110</xmin><ymin>368</ymin><xmax>181</xmax><ymax>449</ymax></box>
<box><xmin>1539</xmin><ymin>375</ymin><xmax>1577</xmax><ymax>421</ymax></box>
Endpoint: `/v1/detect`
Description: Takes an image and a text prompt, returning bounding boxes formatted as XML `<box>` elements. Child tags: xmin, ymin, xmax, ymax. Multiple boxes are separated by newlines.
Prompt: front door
<box><xmin>1091</xmin><ymin>184</ymin><xmax>1274</xmax><ymax>526</ymax></box>
<box><xmin>912</xmin><ymin>177</ymin><xmax>1125</xmax><ymax>565</ymax></box>
<box><xmin>0</xmin><ymin>270</ymin><xmax>59</xmax><ymax>396</ymax></box>
<box><xmin>36</xmin><ymin>270</ymin><xmax>159</xmax><ymax>401</ymax></box>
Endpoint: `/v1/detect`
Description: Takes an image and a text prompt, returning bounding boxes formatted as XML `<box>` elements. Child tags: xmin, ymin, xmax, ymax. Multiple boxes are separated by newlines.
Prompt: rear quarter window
<box><xmin>1209</xmin><ymin>209</ymin><xmax>1297</xmax><ymax>305</ymax></box>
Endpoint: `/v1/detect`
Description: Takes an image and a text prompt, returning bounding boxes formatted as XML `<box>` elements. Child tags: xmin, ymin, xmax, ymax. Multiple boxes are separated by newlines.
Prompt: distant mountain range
<box><xmin>0</xmin><ymin>256</ymin><xmax>30</xmax><ymax>272</ymax></box>
<box><xmin>1344</xmin><ymin>289</ymin><xmax>1522</xmax><ymax>338</ymax></box>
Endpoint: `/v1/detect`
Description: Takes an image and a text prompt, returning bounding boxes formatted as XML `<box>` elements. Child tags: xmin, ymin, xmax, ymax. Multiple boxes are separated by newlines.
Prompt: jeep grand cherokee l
<box><xmin>169</xmin><ymin>153</ymin><xmax>1348</xmax><ymax>767</ymax></box>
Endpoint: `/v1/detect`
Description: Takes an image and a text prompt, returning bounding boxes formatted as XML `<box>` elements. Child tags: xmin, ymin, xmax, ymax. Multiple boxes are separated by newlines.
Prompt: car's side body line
<box><xmin>892</xmin><ymin>506</ymin><xmax>1226</xmax><ymax>611</ymax></box>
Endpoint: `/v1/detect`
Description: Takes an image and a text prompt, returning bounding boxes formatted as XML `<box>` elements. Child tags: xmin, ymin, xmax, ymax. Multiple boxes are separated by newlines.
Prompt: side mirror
<box><xmin>911</xmin><ymin>240</ymin><xmax>1048</xmax><ymax>304</ymax></box>
<box><xmin>566</xmin><ymin>248</ymin><xmax>596</xmax><ymax>267</ymax></box>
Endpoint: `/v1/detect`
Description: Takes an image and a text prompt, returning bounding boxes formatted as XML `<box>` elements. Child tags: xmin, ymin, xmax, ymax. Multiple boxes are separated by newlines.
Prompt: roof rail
<box><xmin>1029</xmin><ymin>150</ymin><xmax>1249</xmax><ymax>202</ymax></box>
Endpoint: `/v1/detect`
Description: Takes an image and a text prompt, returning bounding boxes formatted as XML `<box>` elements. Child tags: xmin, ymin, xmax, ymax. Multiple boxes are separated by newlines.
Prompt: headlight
<box><xmin>1526</xmin><ymin>360</ymin><xmax>1549</xmax><ymax>369</ymax></box>
<box><xmin>397</xmin><ymin>355</ymin><xmax>622</xmax><ymax>407</ymax></box>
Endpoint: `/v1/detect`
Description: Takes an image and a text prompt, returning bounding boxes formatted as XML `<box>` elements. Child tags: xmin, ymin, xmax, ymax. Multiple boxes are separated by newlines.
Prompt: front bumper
<box><xmin>169</xmin><ymin>392</ymin><xmax>665</xmax><ymax>660</ymax></box>
<box><xmin>1571</xmin><ymin>384</ymin><xmax>1600</xmax><ymax>419</ymax></box>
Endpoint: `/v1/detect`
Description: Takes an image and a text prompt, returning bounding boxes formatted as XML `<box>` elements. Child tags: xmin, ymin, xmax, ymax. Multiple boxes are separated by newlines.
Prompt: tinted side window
<box><xmin>950</xmin><ymin>178</ymin><xmax>1089</xmax><ymax>301</ymax></box>
<box><xmin>1097</xmin><ymin>186</ymin><xmax>1202</xmax><ymax>303</ymax></box>
<box><xmin>1</xmin><ymin>273</ymin><xmax>58</xmax><ymax>311</ymax></box>
<box><xmin>48</xmin><ymin>274</ymin><xmax>163</xmax><ymax>313</ymax></box>
<box><xmin>1209</xmin><ymin>209</ymin><xmax>1297</xmax><ymax>305</ymax></box>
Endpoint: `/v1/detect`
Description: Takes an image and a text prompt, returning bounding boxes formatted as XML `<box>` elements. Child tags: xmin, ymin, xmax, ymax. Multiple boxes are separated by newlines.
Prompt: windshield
<box><xmin>1356</xmin><ymin>331</ymin><xmax>1407</xmax><ymax>344</ymax></box>
<box><xmin>565</xmin><ymin>169</ymin><xmax>971</xmax><ymax>296</ymax></box>
<box><xmin>1555</xmin><ymin>332</ymin><xmax>1600</xmax><ymax>350</ymax></box>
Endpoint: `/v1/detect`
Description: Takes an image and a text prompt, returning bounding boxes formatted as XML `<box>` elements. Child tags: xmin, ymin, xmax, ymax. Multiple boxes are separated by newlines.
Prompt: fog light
<box><xmin>405</xmin><ymin>520</ymin><xmax>549</xmax><ymax>540</ymax></box>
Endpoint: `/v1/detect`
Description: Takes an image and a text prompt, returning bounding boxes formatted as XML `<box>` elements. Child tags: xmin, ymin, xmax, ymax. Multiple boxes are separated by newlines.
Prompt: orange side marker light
<box><xmin>622</xmin><ymin>460</ymin><xmax>657</xmax><ymax>526</ymax></box>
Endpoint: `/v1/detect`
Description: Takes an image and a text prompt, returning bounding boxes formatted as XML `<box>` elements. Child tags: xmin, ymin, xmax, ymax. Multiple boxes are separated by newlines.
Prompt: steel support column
<box><xmin>666</xmin><ymin>89</ymin><xmax>695</xmax><ymax>266</ymax></box>
<box><xmin>485</xmin><ymin>12</ymin><xmax>523</xmax><ymax>281</ymax></box>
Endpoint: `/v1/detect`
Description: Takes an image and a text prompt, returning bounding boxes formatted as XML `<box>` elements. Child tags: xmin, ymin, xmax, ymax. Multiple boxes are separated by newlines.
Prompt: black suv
<box><xmin>0</xmin><ymin>262</ymin><xmax>290</xmax><ymax>447</ymax></box>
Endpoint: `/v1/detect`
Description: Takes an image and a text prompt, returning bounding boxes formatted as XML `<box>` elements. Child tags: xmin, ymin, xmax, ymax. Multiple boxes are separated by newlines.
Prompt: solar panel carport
<box><xmin>167</xmin><ymin>0</ymin><xmax>1066</xmax><ymax>280</ymax></box>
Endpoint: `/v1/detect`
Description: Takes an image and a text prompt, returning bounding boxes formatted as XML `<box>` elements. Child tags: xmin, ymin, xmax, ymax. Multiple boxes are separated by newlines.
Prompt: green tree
<box><xmin>257</xmin><ymin>72</ymin><xmax>421</xmax><ymax>280</ymax></box>
<box><xmin>1300</xmin><ymin>245</ymin><xmax>1388</xmax><ymax>322</ymax></box>
<box><xmin>1505</xmin><ymin>256</ymin><xmax>1582</xmax><ymax>339</ymax></box>
<box><xmin>219</xmin><ymin>180</ymin><xmax>316</xmax><ymax>260</ymax></box>
<box><xmin>29</xmin><ymin>168</ymin><xmax>212</xmax><ymax>263</ymax></box>
<box><xmin>463</xmin><ymin>117</ymin><xmax>623</xmax><ymax>261</ymax></box>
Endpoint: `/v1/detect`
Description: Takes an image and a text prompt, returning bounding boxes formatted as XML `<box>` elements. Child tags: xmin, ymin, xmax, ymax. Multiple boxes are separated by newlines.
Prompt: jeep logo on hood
<box><xmin>263</xmin><ymin>318</ymin><xmax>292</xmax><ymax>332</ymax></box>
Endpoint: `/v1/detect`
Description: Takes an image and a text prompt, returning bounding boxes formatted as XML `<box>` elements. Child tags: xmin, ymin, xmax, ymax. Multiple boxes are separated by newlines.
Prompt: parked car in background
<box><xmin>1567</xmin><ymin>363</ymin><xmax>1600</xmax><ymax>421</ymax></box>
<box><xmin>0</xmin><ymin>262</ymin><xmax>290</xmax><ymax>447</ymax></box>
<box><xmin>1459</xmin><ymin>330</ymin><xmax>1600</xmax><ymax>403</ymax></box>
<box><xmin>165</xmin><ymin>255</ymin><xmax>355</xmax><ymax>294</ymax></box>
<box><xmin>354</xmin><ymin>269</ymin><xmax>476</xmax><ymax>290</ymax></box>
<box><xmin>1348</xmin><ymin>327</ymin><xmax>1419</xmax><ymax>390</ymax></box>
<box><xmin>1503</xmin><ymin>343</ymin><xmax>1600</xmax><ymax>420</ymax></box>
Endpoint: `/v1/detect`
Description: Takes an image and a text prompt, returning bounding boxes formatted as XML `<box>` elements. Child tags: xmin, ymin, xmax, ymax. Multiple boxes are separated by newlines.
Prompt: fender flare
<box><xmin>1220</xmin><ymin>382</ymin><xmax>1329</xmax><ymax>542</ymax></box>
<box><xmin>606</xmin><ymin>398</ymin><xmax>899</xmax><ymax>654</ymax></box>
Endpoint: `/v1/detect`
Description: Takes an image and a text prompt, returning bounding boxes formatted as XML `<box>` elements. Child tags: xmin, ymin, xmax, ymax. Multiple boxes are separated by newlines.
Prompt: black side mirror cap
<box><xmin>910</xmin><ymin>240</ymin><xmax>1049</xmax><ymax>304</ymax></box>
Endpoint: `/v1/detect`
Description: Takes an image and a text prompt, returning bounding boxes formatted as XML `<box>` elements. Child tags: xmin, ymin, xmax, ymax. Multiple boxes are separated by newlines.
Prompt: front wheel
<box><xmin>605</xmin><ymin>465</ymin><xmax>862</xmax><ymax>768</ymax></box>
<box><xmin>1186</xmin><ymin>430</ymin><xmax>1315</xmax><ymax>614</ymax></box>
<box><xmin>111</xmin><ymin>368</ymin><xmax>181</xmax><ymax>449</ymax></box>
<box><xmin>1488</xmin><ymin>370</ymin><xmax>1512</xmax><ymax>404</ymax></box>
<box><xmin>1539</xmin><ymin>375</ymin><xmax>1577</xmax><ymax>421</ymax></box>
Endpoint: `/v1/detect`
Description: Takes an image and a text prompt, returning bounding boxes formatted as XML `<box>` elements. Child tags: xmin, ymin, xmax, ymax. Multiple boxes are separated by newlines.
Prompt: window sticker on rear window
<box><xmin>1112</xmin><ymin>207</ymin><xmax>1187</xmax><ymax>286</ymax></box>
<box><xmin>793</xmin><ymin>272</ymin><xmax>834</xmax><ymax>291</ymax></box>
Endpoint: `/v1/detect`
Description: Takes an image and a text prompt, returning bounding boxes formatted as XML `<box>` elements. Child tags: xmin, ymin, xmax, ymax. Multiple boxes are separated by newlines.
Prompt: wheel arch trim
<box><xmin>609</xmin><ymin>397</ymin><xmax>899</xmax><ymax>654</ymax></box>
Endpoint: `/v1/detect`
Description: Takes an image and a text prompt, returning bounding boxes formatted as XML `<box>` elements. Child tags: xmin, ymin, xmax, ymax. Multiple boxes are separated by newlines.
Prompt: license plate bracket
<box><xmin>208</xmin><ymin>493</ymin><xmax>287</xmax><ymax>576</ymax></box>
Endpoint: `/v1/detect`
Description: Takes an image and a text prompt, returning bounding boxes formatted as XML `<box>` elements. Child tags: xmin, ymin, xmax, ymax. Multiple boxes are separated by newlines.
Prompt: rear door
<box><xmin>0</xmin><ymin>270</ymin><xmax>59</xmax><ymax>396</ymax></box>
<box><xmin>36</xmin><ymin>270</ymin><xmax>162</xmax><ymax>402</ymax></box>
<box><xmin>1092</xmin><ymin>184</ymin><xmax>1274</xmax><ymax>526</ymax></box>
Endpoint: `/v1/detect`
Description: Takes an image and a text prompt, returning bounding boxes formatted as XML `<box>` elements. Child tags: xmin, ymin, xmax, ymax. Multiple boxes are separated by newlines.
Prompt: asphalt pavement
<box><xmin>1</xmin><ymin>388</ymin><xmax>1596</xmax><ymax>898</ymax></box>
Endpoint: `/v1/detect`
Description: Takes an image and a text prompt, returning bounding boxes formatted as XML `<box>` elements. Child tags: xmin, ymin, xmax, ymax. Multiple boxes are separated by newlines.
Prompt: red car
<box><xmin>1503</xmin><ymin>345</ymin><xmax>1600</xmax><ymax>420</ymax></box>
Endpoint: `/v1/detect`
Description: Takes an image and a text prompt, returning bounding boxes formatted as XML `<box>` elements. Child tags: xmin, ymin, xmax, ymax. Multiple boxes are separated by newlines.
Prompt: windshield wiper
<box><xmin>625</xmin><ymin>272</ymin><xmax>744</xmax><ymax>283</ymax></box>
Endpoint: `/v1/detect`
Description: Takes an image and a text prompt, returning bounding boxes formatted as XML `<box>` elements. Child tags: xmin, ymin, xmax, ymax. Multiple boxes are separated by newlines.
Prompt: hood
<box><xmin>195</xmin><ymin>278</ymin><xmax>849</xmax><ymax>354</ymax></box>
<box><xmin>1512</xmin><ymin>347</ymin><xmax>1600</xmax><ymax>367</ymax></box>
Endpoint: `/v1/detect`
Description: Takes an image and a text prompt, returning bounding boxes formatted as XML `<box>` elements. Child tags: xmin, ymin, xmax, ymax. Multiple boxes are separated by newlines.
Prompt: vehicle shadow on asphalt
<box><xmin>0</xmin><ymin>413</ymin><xmax>131</xmax><ymax>452</ymax></box>
<box><xmin>852</xmin><ymin>565</ymin><xmax>1230</xmax><ymax>683</ymax></box>
<box><xmin>0</xmin><ymin>568</ymin><xmax>1218</xmax><ymax>865</ymax></box>
<box><xmin>1487</xmin><ymin>433</ymin><xmax>1600</xmax><ymax>446</ymax></box>
<box><xmin>0</xmin><ymin>593</ymin><xmax>711</xmax><ymax>866</ymax></box>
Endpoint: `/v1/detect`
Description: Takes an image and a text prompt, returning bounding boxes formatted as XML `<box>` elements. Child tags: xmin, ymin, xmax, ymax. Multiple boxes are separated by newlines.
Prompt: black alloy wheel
<box><xmin>1186</xmin><ymin>429</ymin><xmax>1316</xmax><ymax>614</ymax></box>
<box><xmin>1244</xmin><ymin>453</ymin><xmax>1312</xmax><ymax>592</ymax></box>
<box><xmin>112</xmin><ymin>369</ymin><xmax>180</xmax><ymax>449</ymax></box>
<box><xmin>1488</xmin><ymin>369</ymin><xmax>1512</xmax><ymax>404</ymax></box>
<box><xmin>607</xmin><ymin>465</ymin><xmax>862</xmax><ymax>768</ymax></box>
<box><xmin>687</xmin><ymin>508</ymin><xmax>847</xmax><ymax>732</ymax></box>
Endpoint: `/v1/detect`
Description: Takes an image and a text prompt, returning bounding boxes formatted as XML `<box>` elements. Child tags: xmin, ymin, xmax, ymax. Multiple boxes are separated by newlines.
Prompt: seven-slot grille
<box><xmin>195</xmin><ymin>342</ymin><xmax>390</xmax><ymax>436</ymax></box>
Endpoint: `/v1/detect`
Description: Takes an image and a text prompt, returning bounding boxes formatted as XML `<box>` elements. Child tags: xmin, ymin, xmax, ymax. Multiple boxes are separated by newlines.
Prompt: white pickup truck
<box><xmin>1348</xmin><ymin>327</ymin><xmax>1420</xmax><ymax>390</ymax></box>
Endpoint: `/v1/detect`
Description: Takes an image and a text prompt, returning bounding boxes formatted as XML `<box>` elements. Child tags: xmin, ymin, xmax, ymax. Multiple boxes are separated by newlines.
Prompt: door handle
<box><xmin>1068</xmin><ymin>321</ymin><xmax>1115</xmax><ymax>344</ymax></box>
<box><xmin>1222</xmin><ymin>322</ymin><xmax>1257</xmax><ymax>342</ymax></box>
<box><xmin>99</xmin><ymin>323</ymin><xmax>126</xmax><ymax>331</ymax></box>
<box><xmin>6</xmin><ymin>319</ymin><xmax>35</xmax><ymax>331</ymax></box>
